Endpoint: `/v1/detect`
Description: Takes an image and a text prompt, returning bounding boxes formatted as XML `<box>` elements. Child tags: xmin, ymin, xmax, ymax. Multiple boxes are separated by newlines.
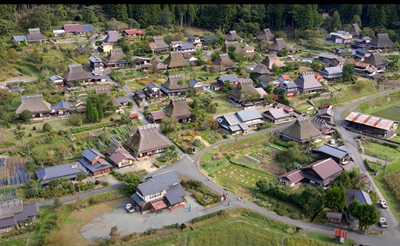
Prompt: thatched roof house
<box><xmin>62</xmin><ymin>64</ymin><xmax>90</xmax><ymax>85</ymax></box>
<box><xmin>164</xmin><ymin>98</ymin><xmax>192</xmax><ymax>120</ymax></box>
<box><xmin>268</xmin><ymin>38</ymin><xmax>291</xmax><ymax>53</ymax></box>
<box><xmin>159</xmin><ymin>74</ymin><xmax>190</xmax><ymax>95</ymax></box>
<box><xmin>253</xmin><ymin>63</ymin><xmax>271</xmax><ymax>75</ymax></box>
<box><xmin>261</xmin><ymin>54</ymin><xmax>285</xmax><ymax>70</ymax></box>
<box><xmin>362</xmin><ymin>52</ymin><xmax>389</xmax><ymax>69</ymax></box>
<box><xmin>293</xmin><ymin>71</ymin><xmax>324</xmax><ymax>93</ymax></box>
<box><xmin>150</xmin><ymin>36</ymin><xmax>169</xmax><ymax>54</ymax></box>
<box><xmin>213</xmin><ymin>53</ymin><xmax>237</xmax><ymax>72</ymax></box>
<box><xmin>369</xmin><ymin>33</ymin><xmax>393</xmax><ymax>49</ymax></box>
<box><xmin>102</xmin><ymin>48</ymin><xmax>128</xmax><ymax>67</ymax></box>
<box><xmin>227</xmin><ymin>78</ymin><xmax>265</xmax><ymax>104</ymax></box>
<box><xmin>255</xmin><ymin>28</ymin><xmax>275</xmax><ymax>41</ymax></box>
<box><xmin>26</xmin><ymin>28</ymin><xmax>47</xmax><ymax>43</ymax></box>
<box><xmin>124</xmin><ymin>124</ymin><xmax>171</xmax><ymax>158</ymax></box>
<box><xmin>15</xmin><ymin>94</ymin><xmax>51</xmax><ymax>116</ymax></box>
<box><xmin>225</xmin><ymin>30</ymin><xmax>242</xmax><ymax>42</ymax></box>
<box><xmin>103</xmin><ymin>31</ymin><xmax>120</xmax><ymax>44</ymax></box>
<box><xmin>280</xmin><ymin>115</ymin><xmax>323</xmax><ymax>145</ymax></box>
<box><xmin>347</xmin><ymin>23</ymin><xmax>362</xmax><ymax>36</ymax></box>
<box><xmin>143</xmin><ymin>59</ymin><xmax>168</xmax><ymax>71</ymax></box>
<box><xmin>163</xmin><ymin>51</ymin><xmax>189</xmax><ymax>69</ymax></box>
<box><xmin>221</xmin><ymin>41</ymin><xmax>243</xmax><ymax>55</ymax></box>
<box><xmin>106</xmin><ymin>139</ymin><xmax>128</xmax><ymax>156</ymax></box>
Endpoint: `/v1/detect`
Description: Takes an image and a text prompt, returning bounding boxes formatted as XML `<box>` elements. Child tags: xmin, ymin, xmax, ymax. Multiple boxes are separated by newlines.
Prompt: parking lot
<box><xmin>80</xmin><ymin>194</ymin><xmax>207</xmax><ymax>242</ymax></box>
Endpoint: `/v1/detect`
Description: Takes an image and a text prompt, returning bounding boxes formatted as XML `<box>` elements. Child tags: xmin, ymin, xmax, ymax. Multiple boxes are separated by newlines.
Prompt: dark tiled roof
<box><xmin>130</xmin><ymin>192</ymin><xmax>145</xmax><ymax>206</ymax></box>
<box><xmin>78</xmin><ymin>157</ymin><xmax>112</xmax><ymax>173</ymax></box>
<box><xmin>312</xmin><ymin>144</ymin><xmax>350</xmax><ymax>159</ymax></box>
<box><xmin>165</xmin><ymin>184</ymin><xmax>186</xmax><ymax>205</ymax></box>
<box><xmin>35</xmin><ymin>162</ymin><xmax>88</xmax><ymax>184</ymax></box>
<box><xmin>81</xmin><ymin>148</ymin><xmax>105</xmax><ymax>162</ymax></box>
<box><xmin>136</xmin><ymin>170</ymin><xmax>180</xmax><ymax>196</ymax></box>
<box><xmin>52</xmin><ymin>101</ymin><xmax>70</xmax><ymax>111</ymax></box>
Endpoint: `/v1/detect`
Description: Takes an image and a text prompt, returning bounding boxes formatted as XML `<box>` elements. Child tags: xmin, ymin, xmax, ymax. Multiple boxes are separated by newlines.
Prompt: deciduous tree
<box><xmin>123</xmin><ymin>172</ymin><xmax>142</xmax><ymax>194</ymax></box>
<box><xmin>325</xmin><ymin>187</ymin><xmax>346</xmax><ymax>210</ymax></box>
<box><xmin>160</xmin><ymin>116</ymin><xmax>180</xmax><ymax>134</ymax></box>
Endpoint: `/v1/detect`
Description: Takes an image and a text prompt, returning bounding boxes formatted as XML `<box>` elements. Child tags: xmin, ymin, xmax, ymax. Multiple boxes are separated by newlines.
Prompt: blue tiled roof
<box><xmin>78</xmin><ymin>157</ymin><xmax>112</xmax><ymax>173</ymax></box>
<box><xmin>35</xmin><ymin>162</ymin><xmax>88</xmax><ymax>184</ymax></box>
<box><xmin>81</xmin><ymin>148</ymin><xmax>105</xmax><ymax>162</ymax></box>
<box><xmin>13</xmin><ymin>35</ymin><xmax>26</xmax><ymax>42</ymax></box>
<box><xmin>313</xmin><ymin>144</ymin><xmax>350</xmax><ymax>159</ymax></box>
<box><xmin>236</xmin><ymin>109</ymin><xmax>262</xmax><ymax>122</ymax></box>
<box><xmin>217</xmin><ymin>74</ymin><xmax>239</xmax><ymax>83</ymax></box>
<box><xmin>165</xmin><ymin>184</ymin><xmax>186</xmax><ymax>205</ymax></box>
<box><xmin>137</xmin><ymin>171</ymin><xmax>180</xmax><ymax>196</ymax></box>
<box><xmin>82</xmin><ymin>25</ymin><xmax>95</xmax><ymax>32</ymax></box>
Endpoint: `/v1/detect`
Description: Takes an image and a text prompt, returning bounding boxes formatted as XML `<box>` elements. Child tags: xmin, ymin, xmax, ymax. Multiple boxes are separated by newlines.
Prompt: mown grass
<box><xmin>213</xmin><ymin>98</ymin><xmax>241</xmax><ymax>116</ymax></box>
<box><xmin>362</xmin><ymin>141</ymin><xmax>400</xmax><ymax>162</ymax></box>
<box><xmin>370</xmin><ymin>107</ymin><xmax>400</xmax><ymax>122</ymax></box>
<box><xmin>357</xmin><ymin>90</ymin><xmax>400</xmax><ymax>115</ymax></box>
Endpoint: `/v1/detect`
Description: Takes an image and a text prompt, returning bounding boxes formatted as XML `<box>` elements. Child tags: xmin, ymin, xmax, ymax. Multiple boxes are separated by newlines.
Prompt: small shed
<box><xmin>334</xmin><ymin>229</ymin><xmax>347</xmax><ymax>244</ymax></box>
<box><xmin>326</xmin><ymin>211</ymin><xmax>342</xmax><ymax>224</ymax></box>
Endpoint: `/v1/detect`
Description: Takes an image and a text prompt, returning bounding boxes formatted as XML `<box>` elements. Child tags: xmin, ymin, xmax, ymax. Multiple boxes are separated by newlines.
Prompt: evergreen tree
<box><xmin>91</xmin><ymin>107</ymin><xmax>99</xmax><ymax>123</ymax></box>
<box><xmin>331</xmin><ymin>10</ymin><xmax>342</xmax><ymax>30</ymax></box>
<box><xmin>86</xmin><ymin>100</ymin><xmax>94</xmax><ymax>122</ymax></box>
<box><xmin>96</xmin><ymin>101</ymin><xmax>104</xmax><ymax>121</ymax></box>
<box><xmin>351</xmin><ymin>15</ymin><xmax>362</xmax><ymax>27</ymax></box>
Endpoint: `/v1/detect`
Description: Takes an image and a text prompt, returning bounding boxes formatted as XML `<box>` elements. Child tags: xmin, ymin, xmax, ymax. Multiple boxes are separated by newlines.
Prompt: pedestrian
<box><xmin>188</xmin><ymin>204</ymin><xmax>191</xmax><ymax>212</ymax></box>
<box><xmin>228</xmin><ymin>200</ymin><xmax>230</xmax><ymax>206</ymax></box>
<box><xmin>208</xmin><ymin>176</ymin><xmax>210</xmax><ymax>181</ymax></box>
<box><xmin>223</xmin><ymin>194</ymin><xmax>226</xmax><ymax>201</ymax></box>
<box><xmin>226</xmin><ymin>193</ymin><xmax>228</xmax><ymax>199</ymax></box>
<box><xmin>220</xmin><ymin>197</ymin><xmax>224</xmax><ymax>202</ymax></box>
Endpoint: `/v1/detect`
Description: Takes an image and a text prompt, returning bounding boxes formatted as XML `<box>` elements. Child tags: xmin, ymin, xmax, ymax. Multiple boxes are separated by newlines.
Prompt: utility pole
<box><xmin>384</xmin><ymin>155</ymin><xmax>388</xmax><ymax>175</ymax></box>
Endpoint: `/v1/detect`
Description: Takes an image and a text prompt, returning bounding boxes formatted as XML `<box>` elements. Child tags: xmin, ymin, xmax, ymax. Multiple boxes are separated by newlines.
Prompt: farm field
<box><xmin>213</xmin><ymin>98</ymin><xmax>242</xmax><ymax>116</ymax></box>
<box><xmin>369</xmin><ymin>106</ymin><xmax>400</xmax><ymax>122</ymax></box>
<box><xmin>362</xmin><ymin>140</ymin><xmax>400</xmax><ymax>162</ymax></box>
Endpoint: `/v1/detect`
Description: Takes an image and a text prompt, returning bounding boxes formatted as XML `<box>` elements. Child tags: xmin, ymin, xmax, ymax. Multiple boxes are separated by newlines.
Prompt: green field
<box><xmin>212</xmin><ymin>163</ymin><xmax>275</xmax><ymax>189</ymax></box>
<box><xmin>370</xmin><ymin>106</ymin><xmax>400</xmax><ymax>122</ymax></box>
<box><xmin>213</xmin><ymin>98</ymin><xmax>241</xmax><ymax>116</ymax></box>
<box><xmin>362</xmin><ymin>141</ymin><xmax>400</xmax><ymax>162</ymax></box>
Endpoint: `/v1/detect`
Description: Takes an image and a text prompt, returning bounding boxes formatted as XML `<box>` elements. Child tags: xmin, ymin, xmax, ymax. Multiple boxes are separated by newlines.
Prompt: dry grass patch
<box><xmin>44</xmin><ymin>199</ymin><xmax>119</xmax><ymax>246</ymax></box>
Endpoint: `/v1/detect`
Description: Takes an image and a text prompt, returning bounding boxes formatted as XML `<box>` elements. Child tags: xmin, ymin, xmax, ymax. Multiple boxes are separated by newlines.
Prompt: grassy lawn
<box><xmin>373</xmin><ymin>175</ymin><xmax>400</xmax><ymax>221</ymax></box>
<box><xmin>125</xmin><ymin>81</ymin><xmax>148</xmax><ymax>91</ymax></box>
<box><xmin>213</xmin><ymin>98</ymin><xmax>241</xmax><ymax>116</ymax></box>
<box><xmin>362</xmin><ymin>141</ymin><xmax>400</xmax><ymax>162</ymax></box>
<box><xmin>0</xmin><ymin>237</ymin><xmax>27</xmax><ymax>246</ymax></box>
<box><xmin>357</xmin><ymin>90</ymin><xmax>400</xmax><ymax>116</ymax></box>
<box><xmin>369</xmin><ymin>106</ymin><xmax>400</xmax><ymax>122</ymax></box>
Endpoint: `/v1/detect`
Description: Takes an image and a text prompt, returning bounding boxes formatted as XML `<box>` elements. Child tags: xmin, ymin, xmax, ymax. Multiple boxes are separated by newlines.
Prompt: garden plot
<box><xmin>234</xmin><ymin>155</ymin><xmax>261</xmax><ymax>166</ymax></box>
<box><xmin>108</xmin><ymin>125</ymin><xmax>136</xmax><ymax>141</ymax></box>
<box><xmin>211</xmin><ymin>164</ymin><xmax>275</xmax><ymax>189</ymax></box>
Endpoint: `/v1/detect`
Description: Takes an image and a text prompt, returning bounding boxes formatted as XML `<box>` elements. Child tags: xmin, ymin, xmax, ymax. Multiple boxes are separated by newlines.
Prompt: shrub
<box><xmin>290</xmin><ymin>213</ymin><xmax>300</xmax><ymax>220</ymax></box>
<box><xmin>192</xmin><ymin>209</ymin><xmax>226</xmax><ymax>223</ymax></box>
<box><xmin>162</xmin><ymin>223</ymin><xmax>180</xmax><ymax>229</ymax></box>
<box><xmin>101</xmin><ymin>181</ymin><xmax>110</xmax><ymax>187</ymax></box>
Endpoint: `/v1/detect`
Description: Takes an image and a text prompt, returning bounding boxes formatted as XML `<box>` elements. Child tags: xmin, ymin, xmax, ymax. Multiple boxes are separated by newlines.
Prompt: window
<box><xmin>150</xmin><ymin>192</ymin><xmax>162</xmax><ymax>198</ymax></box>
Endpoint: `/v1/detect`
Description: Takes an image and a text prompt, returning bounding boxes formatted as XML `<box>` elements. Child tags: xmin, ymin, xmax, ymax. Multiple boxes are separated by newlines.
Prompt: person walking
<box><xmin>188</xmin><ymin>204</ymin><xmax>191</xmax><ymax>212</ymax></box>
<box><xmin>228</xmin><ymin>200</ymin><xmax>230</xmax><ymax>206</ymax></box>
<box><xmin>208</xmin><ymin>176</ymin><xmax>210</xmax><ymax>181</ymax></box>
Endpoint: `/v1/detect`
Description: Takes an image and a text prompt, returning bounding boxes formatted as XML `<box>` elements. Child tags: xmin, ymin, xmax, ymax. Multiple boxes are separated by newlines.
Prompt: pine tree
<box><xmin>332</xmin><ymin>10</ymin><xmax>342</xmax><ymax>30</ymax></box>
<box><xmin>86</xmin><ymin>100</ymin><xmax>93</xmax><ymax>122</ymax></box>
<box><xmin>91</xmin><ymin>107</ymin><xmax>99</xmax><ymax>123</ymax></box>
<box><xmin>351</xmin><ymin>15</ymin><xmax>362</xmax><ymax>27</ymax></box>
<box><xmin>96</xmin><ymin>101</ymin><xmax>104</xmax><ymax>121</ymax></box>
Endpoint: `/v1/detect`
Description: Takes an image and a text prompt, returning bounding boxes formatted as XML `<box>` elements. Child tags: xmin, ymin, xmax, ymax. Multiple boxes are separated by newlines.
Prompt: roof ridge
<box><xmin>312</xmin><ymin>158</ymin><xmax>332</xmax><ymax>168</ymax></box>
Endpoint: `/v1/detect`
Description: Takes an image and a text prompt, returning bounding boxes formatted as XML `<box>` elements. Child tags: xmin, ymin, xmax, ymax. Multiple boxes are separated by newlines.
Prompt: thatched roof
<box><xmin>253</xmin><ymin>63</ymin><xmax>271</xmax><ymax>75</ymax></box>
<box><xmin>106</xmin><ymin>139</ymin><xmax>128</xmax><ymax>156</ymax></box>
<box><xmin>152</xmin><ymin>36</ymin><xmax>169</xmax><ymax>50</ymax></box>
<box><xmin>280</xmin><ymin>115</ymin><xmax>322</xmax><ymax>142</ymax></box>
<box><xmin>362</xmin><ymin>53</ymin><xmax>389</xmax><ymax>67</ymax></box>
<box><xmin>164</xmin><ymin>98</ymin><xmax>192</xmax><ymax>120</ymax></box>
<box><xmin>294</xmin><ymin>71</ymin><xmax>324</xmax><ymax>91</ymax></box>
<box><xmin>125</xmin><ymin>124</ymin><xmax>170</xmax><ymax>154</ymax></box>
<box><xmin>213</xmin><ymin>53</ymin><xmax>236</xmax><ymax>69</ymax></box>
<box><xmin>227</xmin><ymin>79</ymin><xmax>262</xmax><ymax>102</ymax></box>
<box><xmin>103</xmin><ymin>31</ymin><xmax>120</xmax><ymax>43</ymax></box>
<box><xmin>221</xmin><ymin>41</ymin><xmax>243</xmax><ymax>55</ymax></box>
<box><xmin>163</xmin><ymin>51</ymin><xmax>189</xmax><ymax>68</ymax></box>
<box><xmin>347</xmin><ymin>23</ymin><xmax>362</xmax><ymax>36</ymax></box>
<box><xmin>261</xmin><ymin>54</ymin><xmax>285</xmax><ymax>70</ymax></box>
<box><xmin>162</xmin><ymin>74</ymin><xmax>189</xmax><ymax>90</ymax></box>
<box><xmin>145</xmin><ymin>59</ymin><xmax>168</xmax><ymax>70</ymax></box>
<box><xmin>103</xmin><ymin>48</ymin><xmax>126</xmax><ymax>63</ymax></box>
<box><xmin>62</xmin><ymin>64</ymin><xmax>90</xmax><ymax>82</ymax></box>
<box><xmin>369</xmin><ymin>33</ymin><xmax>394</xmax><ymax>48</ymax></box>
<box><xmin>15</xmin><ymin>94</ymin><xmax>51</xmax><ymax>114</ymax></box>
<box><xmin>225</xmin><ymin>30</ymin><xmax>242</xmax><ymax>41</ymax></box>
<box><xmin>255</xmin><ymin>28</ymin><xmax>275</xmax><ymax>41</ymax></box>
<box><xmin>26</xmin><ymin>28</ymin><xmax>47</xmax><ymax>42</ymax></box>
<box><xmin>268</xmin><ymin>38</ymin><xmax>289</xmax><ymax>52</ymax></box>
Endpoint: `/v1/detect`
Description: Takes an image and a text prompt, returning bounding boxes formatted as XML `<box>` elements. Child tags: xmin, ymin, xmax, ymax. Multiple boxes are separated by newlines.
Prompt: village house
<box><xmin>50</xmin><ymin>100</ymin><xmax>70</xmax><ymax>117</ymax></box>
<box><xmin>253</xmin><ymin>63</ymin><xmax>271</xmax><ymax>76</ymax></box>
<box><xmin>116</xmin><ymin>97</ymin><xmax>129</xmax><ymax>107</ymax></box>
<box><xmin>201</xmin><ymin>35</ymin><xmax>218</xmax><ymax>44</ymax></box>
<box><xmin>135</xmin><ymin>82</ymin><xmax>163</xmax><ymax>101</ymax></box>
<box><xmin>78</xmin><ymin>148</ymin><xmax>113</xmax><ymax>177</ymax></box>
<box><xmin>62</xmin><ymin>24</ymin><xmax>84</xmax><ymax>35</ymax></box>
<box><xmin>261</xmin><ymin>54</ymin><xmax>285</xmax><ymax>70</ymax></box>
<box><xmin>187</xmin><ymin>35</ymin><xmax>202</xmax><ymax>48</ymax></box>
<box><xmin>101</xmin><ymin>30</ymin><xmax>120</xmax><ymax>53</ymax></box>
<box><xmin>49</xmin><ymin>75</ymin><xmax>64</xmax><ymax>87</ymax></box>
<box><xmin>75</xmin><ymin>101</ymin><xmax>87</xmax><ymax>115</ymax></box>
<box><xmin>314</xmin><ymin>53</ymin><xmax>346</xmax><ymax>68</ymax></box>
<box><xmin>319</xmin><ymin>104</ymin><xmax>334</xmax><ymax>121</ymax></box>
<box><xmin>345</xmin><ymin>189</ymin><xmax>372</xmax><ymax>209</ymax></box>
<box><xmin>150</xmin><ymin>36</ymin><xmax>169</xmax><ymax>54</ymax></box>
<box><xmin>293</xmin><ymin>71</ymin><xmax>325</xmax><ymax>94</ymax></box>
<box><xmin>25</xmin><ymin>28</ymin><xmax>47</xmax><ymax>44</ymax></box>
<box><xmin>130</xmin><ymin>170</ymin><xmax>186</xmax><ymax>214</ymax></box>
<box><xmin>278</xmin><ymin>158</ymin><xmax>344</xmax><ymax>187</ymax></box>
<box><xmin>109</xmin><ymin>147</ymin><xmax>137</xmax><ymax>169</ymax></box>
<box><xmin>15</xmin><ymin>94</ymin><xmax>51</xmax><ymax>119</ymax></box>
<box><xmin>225</xmin><ymin>30</ymin><xmax>243</xmax><ymax>42</ymax></box>
<box><xmin>258</xmin><ymin>74</ymin><xmax>280</xmax><ymax>88</ymax></box>
<box><xmin>262</xmin><ymin>103</ymin><xmax>295</xmax><ymax>124</ymax></box>
<box><xmin>149</xmin><ymin>98</ymin><xmax>192</xmax><ymax>124</ymax></box>
<box><xmin>82</xmin><ymin>25</ymin><xmax>95</xmax><ymax>34</ymax></box>
<box><xmin>189</xmin><ymin>79</ymin><xmax>211</xmax><ymax>91</ymax></box>
<box><xmin>318</xmin><ymin>66</ymin><xmax>343</xmax><ymax>82</ymax></box>
<box><xmin>122</xmin><ymin>29</ymin><xmax>144</xmax><ymax>36</ymax></box>
<box><xmin>11</xmin><ymin>35</ymin><xmax>27</xmax><ymax>43</ymax></box>
<box><xmin>142</xmin><ymin>59</ymin><xmax>168</xmax><ymax>73</ymax></box>
<box><xmin>0</xmin><ymin>199</ymin><xmax>40</xmax><ymax>233</ymax></box>
<box><xmin>169</xmin><ymin>40</ymin><xmax>189</xmax><ymax>51</ymax></box>
<box><xmin>89</xmin><ymin>56</ymin><xmax>104</xmax><ymax>75</ymax></box>
<box><xmin>131</xmin><ymin>56</ymin><xmax>152</xmax><ymax>66</ymax></box>
<box><xmin>159</xmin><ymin>74</ymin><xmax>190</xmax><ymax>96</ymax></box>
<box><xmin>102</xmin><ymin>48</ymin><xmax>128</xmax><ymax>68</ymax></box>
<box><xmin>243</xmin><ymin>45</ymin><xmax>255</xmax><ymax>56</ymax></box>
<box><xmin>368</xmin><ymin>33</ymin><xmax>394</xmax><ymax>50</ymax></box>
<box><xmin>345</xmin><ymin>112</ymin><xmax>398</xmax><ymax>139</ymax></box>
<box><xmin>353</xmin><ymin>48</ymin><xmax>371</xmax><ymax>60</ymax></box>
<box><xmin>268</xmin><ymin>38</ymin><xmax>295</xmax><ymax>53</ymax></box>
<box><xmin>217</xmin><ymin>109</ymin><xmax>264</xmax><ymax>135</ymax></box>
<box><xmin>220</xmin><ymin>41</ymin><xmax>243</xmax><ymax>56</ymax></box>
<box><xmin>279</xmin><ymin>75</ymin><xmax>290</xmax><ymax>83</ymax></box>
<box><xmin>278</xmin><ymin>81</ymin><xmax>299</xmax><ymax>97</ymax></box>
<box><xmin>211</xmin><ymin>74</ymin><xmax>239</xmax><ymax>91</ymax></box>
<box><xmin>226</xmin><ymin>79</ymin><xmax>267</xmax><ymax>108</ymax></box>
<box><xmin>93</xmin><ymin>87</ymin><xmax>123</xmax><ymax>113</ymax></box>
<box><xmin>326</xmin><ymin>212</ymin><xmax>343</xmax><ymax>224</ymax></box>
<box><xmin>255</xmin><ymin>28</ymin><xmax>275</xmax><ymax>42</ymax></box>
<box><xmin>212</xmin><ymin>53</ymin><xmax>238</xmax><ymax>73</ymax></box>
<box><xmin>348</xmin><ymin>61</ymin><xmax>377</xmax><ymax>75</ymax></box>
<box><xmin>310</xmin><ymin>116</ymin><xmax>335</xmax><ymax>136</ymax></box>
<box><xmin>279</xmin><ymin>115</ymin><xmax>323</xmax><ymax>145</ymax></box>
<box><xmin>312</xmin><ymin>144</ymin><xmax>353</xmax><ymax>165</ymax></box>
<box><xmin>326</xmin><ymin>31</ymin><xmax>352</xmax><ymax>44</ymax></box>
<box><xmin>362</xmin><ymin>53</ymin><xmax>389</xmax><ymax>71</ymax></box>
<box><xmin>176</xmin><ymin>43</ymin><xmax>196</xmax><ymax>54</ymax></box>
<box><xmin>125</xmin><ymin>124</ymin><xmax>171</xmax><ymax>159</ymax></box>
<box><xmin>52</xmin><ymin>29</ymin><xmax>65</xmax><ymax>37</ymax></box>
<box><xmin>350</xmin><ymin>36</ymin><xmax>371</xmax><ymax>50</ymax></box>
<box><xmin>163</xmin><ymin>51</ymin><xmax>189</xmax><ymax>69</ymax></box>
<box><xmin>185</xmin><ymin>54</ymin><xmax>199</xmax><ymax>64</ymax></box>
<box><xmin>62</xmin><ymin>64</ymin><xmax>91</xmax><ymax>86</ymax></box>
<box><xmin>347</xmin><ymin>23</ymin><xmax>362</xmax><ymax>37</ymax></box>
<box><xmin>35</xmin><ymin>162</ymin><xmax>89</xmax><ymax>185</ymax></box>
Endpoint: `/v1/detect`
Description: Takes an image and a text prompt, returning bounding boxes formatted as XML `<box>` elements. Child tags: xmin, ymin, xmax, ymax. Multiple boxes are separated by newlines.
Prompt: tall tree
<box><xmin>351</xmin><ymin>15</ymin><xmax>362</xmax><ymax>27</ymax></box>
<box><xmin>96</xmin><ymin>101</ymin><xmax>104</xmax><ymax>121</ymax></box>
<box><xmin>123</xmin><ymin>172</ymin><xmax>142</xmax><ymax>194</ymax></box>
<box><xmin>342</xmin><ymin>62</ymin><xmax>355</xmax><ymax>82</ymax></box>
<box><xmin>331</xmin><ymin>10</ymin><xmax>342</xmax><ymax>30</ymax></box>
<box><xmin>86</xmin><ymin>100</ymin><xmax>94</xmax><ymax>123</ymax></box>
<box><xmin>325</xmin><ymin>187</ymin><xmax>346</xmax><ymax>211</ymax></box>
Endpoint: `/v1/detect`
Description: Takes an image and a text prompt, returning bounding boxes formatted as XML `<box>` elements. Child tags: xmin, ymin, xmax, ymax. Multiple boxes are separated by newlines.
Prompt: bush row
<box><xmin>191</xmin><ymin>209</ymin><xmax>226</xmax><ymax>223</ymax></box>
<box><xmin>1</xmin><ymin>230</ymin><xmax>25</xmax><ymax>238</ymax></box>
<box><xmin>162</xmin><ymin>223</ymin><xmax>180</xmax><ymax>229</ymax></box>
<box><xmin>274</xmin><ymin>140</ymin><xmax>289</xmax><ymax>148</ymax></box>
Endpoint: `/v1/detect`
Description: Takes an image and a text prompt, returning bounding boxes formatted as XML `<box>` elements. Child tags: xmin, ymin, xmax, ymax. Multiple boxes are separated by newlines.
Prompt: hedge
<box><xmin>191</xmin><ymin>209</ymin><xmax>226</xmax><ymax>223</ymax></box>
<box><xmin>162</xmin><ymin>223</ymin><xmax>180</xmax><ymax>229</ymax></box>
<box><xmin>274</xmin><ymin>140</ymin><xmax>288</xmax><ymax>148</ymax></box>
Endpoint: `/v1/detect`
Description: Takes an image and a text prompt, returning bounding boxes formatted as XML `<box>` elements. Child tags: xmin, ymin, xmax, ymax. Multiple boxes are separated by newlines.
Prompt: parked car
<box><xmin>380</xmin><ymin>199</ymin><xmax>388</xmax><ymax>209</ymax></box>
<box><xmin>125</xmin><ymin>203</ymin><xmax>135</xmax><ymax>213</ymax></box>
<box><xmin>379</xmin><ymin>217</ymin><xmax>388</xmax><ymax>228</ymax></box>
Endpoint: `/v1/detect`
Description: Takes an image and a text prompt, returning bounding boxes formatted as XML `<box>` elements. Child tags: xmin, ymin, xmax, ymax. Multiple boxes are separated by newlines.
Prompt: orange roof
<box><xmin>186</xmin><ymin>98</ymin><xmax>193</xmax><ymax>102</ymax></box>
<box><xmin>281</xmin><ymin>75</ymin><xmax>290</xmax><ymax>80</ymax></box>
<box><xmin>130</xmin><ymin>113</ymin><xmax>139</xmax><ymax>118</ymax></box>
<box><xmin>334</xmin><ymin>229</ymin><xmax>347</xmax><ymax>238</ymax></box>
<box><xmin>124</xmin><ymin>29</ymin><xmax>143</xmax><ymax>35</ymax></box>
<box><xmin>345</xmin><ymin>112</ymin><xmax>396</xmax><ymax>130</ymax></box>
<box><xmin>151</xmin><ymin>200</ymin><xmax>167</xmax><ymax>210</ymax></box>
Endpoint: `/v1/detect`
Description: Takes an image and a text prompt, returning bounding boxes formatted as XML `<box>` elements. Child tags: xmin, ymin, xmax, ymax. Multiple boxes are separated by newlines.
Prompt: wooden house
<box><xmin>122</xmin><ymin>29</ymin><xmax>144</xmax><ymax>37</ymax></box>
<box><xmin>89</xmin><ymin>56</ymin><xmax>104</xmax><ymax>75</ymax></box>
<box><xmin>261</xmin><ymin>54</ymin><xmax>285</xmax><ymax>70</ymax></box>
<box><xmin>78</xmin><ymin>148</ymin><xmax>113</xmax><ymax>176</ymax></box>
<box><xmin>318</xmin><ymin>66</ymin><xmax>343</xmax><ymax>82</ymax></box>
<box><xmin>150</xmin><ymin>36</ymin><xmax>169</xmax><ymax>54</ymax></box>
<box><xmin>75</xmin><ymin>102</ymin><xmax>87</xmax><ymax>115</ymax></box>
<box><xmin>253</xmin><ymin>63</ymin><xmax>271</xmax><ymax>75</ymax></box>
<box><xmin>35</xmin><ymin>162</ymin><xmax>89</xmax><ymax>184</ymax></box>
<box><xmin>268</xmin><ymin>38</ymin><xmax>294</xmax><ymax>53</ymax></box>
<box><xmin>62</xmin><ymin>24</ymin><xmax>84</xmax><ymax>35</ymax></box>
<box><xmin>347</xmin><ymin>23</ymin><xmax>362</xmax><ymax>37</ymax></box>
<box><xmin>362</xmin><ymin>53</ymin><xmax>389</xmax><ymax>71</ymax></box>
<box><xmin>159</xmin><ymin>74</ymin><xmax>190</xmax><ymax>96</ymax></box>
<box><xmin>368</xmin><ymin>33</ymin><xmax>394</xmax><ymax>50</ymax></box>
<box><xmin>312</xmin><ymin>144</ymin><xmax>353</xmax><ymax>165</ymax></box>
<box><xmin>62</xmin><ymin>64</ymin><xmax>91</xmax><ymax>86</ymax></box>
<box><xmin>345</xmin><ymin>112</ymin><xmax>398</xmax><ymax>139</ymax></box>
<box><xmin>226</xmin><ymin>79</ymin><xmax>266</xmax><ymax>107</ymax></box>
<box><xmin>221</xmin><ymin>41</ymin><xmax>243</xmax><ymax>56</ymax></box>
<box><xmin>0</xmin><ymin>200</ymin><xmax>40</xmax><ymax>234</ymax></box>
<box><xmin>50</xmin><ymin>101</ymin><xmax>70</xmax><ymax>117</ymax></box>
<box><xmin>163</xmin><ymin>51</ymin><xmax>189</xmax><ymax>69</ymax></box>
<box><xmin>142</xmin><ymin>59</ymin><xmax>168</xmax><ymax>73</ymax></box>
<box><xmin>314</xmin><ymin>53</ymin><xmax>346</xmax><ymax>68</ymax></box>
<box><xmin>225</xmin><ymin>30</ymin><xmax>243</xmax><ymax>42</ymax></box>
<box><xmin>149</xmin><ymin>98</ymin><xmax>191</xmax><ymax>124</ymax></box>
<box><xmin>25</xmin><ymin>28</ymin><xmax>47</xmax><ymax>44</ymax></box>
<box><xmin>15</xmin><ymin>94</ymin><xmax>51</xmax><ymax>119</ymax></box>
<box><xmin>293</xmin><ymin>71</ymin><xmax>325</xmax><ymax>94</ymax></box>
<box><xmin>187</xmin><ymin>35</ymin><xmax>202</xmax><ymax>48</ymax></box>
<box><xmin>212</xmin><ymin>53</ymin><xmax>237</xmax><ymax>72</ymax></box>
<box><xmin>255</xmin><ymin>28</ymin><xmax>275</xmax><ymax>42</ymax></box>
<box><xmin>262</xmin><ymin>103</ymin><xmax>295</xmax><ymax>124</ymax></box>
<box><xmin>102</xmin><ymin>48</ymin><xmax>128</xmax><ymax>68</ymax></box>
<box><xmin>279</xmin><ymin>115</ymin><xmax>323</xmax><ymax>145</ymax></box>
<box><xmin>124</xmin><ymin>124</ymin><xmax>171</xmax><ymax>159</ymax></box>
<box><xmin>217</xmin><ymin>109</ymin><xmax>264</xmax><ymax>135</ymax></box>
<box><xmin>49</xmin><ymin>75</ymin><xmax>64</xmax><ymax>87</ymax></box>
<box><xmin>109</xmin><ymin>150</ymin><xmax>136</xmax><ymax>169</ymax></box>
<box><xmin>278</xmin><ymin>82</ymin><xmax>299</xmax><ymax>97</ymax></box>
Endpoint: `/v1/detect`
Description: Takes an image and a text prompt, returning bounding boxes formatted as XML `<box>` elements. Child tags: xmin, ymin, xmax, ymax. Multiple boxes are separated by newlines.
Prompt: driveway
<box><xmin>80</xmin><ymin>193</ymin><xmax>209</xmax><ymax>242</ymax></box>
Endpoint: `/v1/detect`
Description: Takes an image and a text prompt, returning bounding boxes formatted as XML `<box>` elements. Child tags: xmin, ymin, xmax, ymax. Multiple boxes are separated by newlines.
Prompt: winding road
<box><xmin>38</xmin><ymin>83</ymin><xmax>400</xmax><ymax>245</ymax></box>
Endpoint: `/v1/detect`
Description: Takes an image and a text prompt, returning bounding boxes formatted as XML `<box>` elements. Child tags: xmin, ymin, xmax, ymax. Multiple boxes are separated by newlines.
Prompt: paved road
<box><xmin>333</xmin><ymin>87</ymin><xmax>400</xmax><ymax>240</ymax></box>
